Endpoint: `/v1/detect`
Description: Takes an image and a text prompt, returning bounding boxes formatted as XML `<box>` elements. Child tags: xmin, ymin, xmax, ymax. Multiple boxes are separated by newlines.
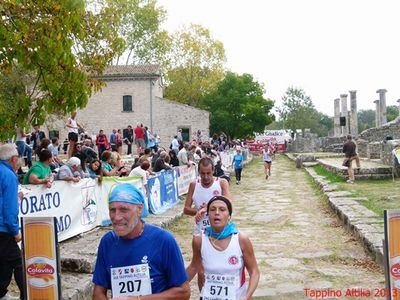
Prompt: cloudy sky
<box><xmin>157</xmin><ymin>0</ymin><xmax>400</xmax><ymax>117</ymax></box>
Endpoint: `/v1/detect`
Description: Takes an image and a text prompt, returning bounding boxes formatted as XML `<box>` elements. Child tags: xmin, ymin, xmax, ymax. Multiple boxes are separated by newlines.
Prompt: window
<box><xmin>123</xmin><ymin>95</ymin><xmax>132</xmax><ymax>112</ymax></box>
<box><xmin>179</xmin><ymin>127</ymin><xmax>190</xmax><ymax>142</ymax></box>
<box><xmin>49</xmin><ymin>130</ymin><xmax>59</xmax><ymax>140</ymax></box>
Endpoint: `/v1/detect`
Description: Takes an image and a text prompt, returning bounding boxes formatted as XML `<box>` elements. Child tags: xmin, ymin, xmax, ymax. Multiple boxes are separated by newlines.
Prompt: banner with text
<box><xmin>147</xmin><ymin>169</ymin><xmax>179</xmax><ymax>214</ymax></box>
<box><xmin>19</xmin><ymin>177</ymin><xmax>142</xmax><ymax>242</ymax></box>
<box><xmin>177</xmin><ymin>165</ymin><xmax>197</xmax><ymax>196</ymax></box>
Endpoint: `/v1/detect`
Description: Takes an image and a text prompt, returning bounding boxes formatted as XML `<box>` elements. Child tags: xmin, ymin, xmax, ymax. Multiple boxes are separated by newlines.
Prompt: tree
<box><xmin>277</xmin><ymin>87</ymin><xmax>332</xmax><ymax>136</ymax></box>
<box><xmin>109</xmin><ymin>0</ymin><xmax>171</xmax><ymax>65</ymax></box>
<box><xmin>0</xmin><ymin>0</ymin><xmax>124</xmax><ymax>140</ymax></box>
<box><xmin>163</xmin><ymin>24</ymin><xmax>226</xmax><ymax>107</ymax></box>
<box><xmin>357</xmin><ymin>105</ymin><xmax>398</xmax><ymax>134</ymax></box>
<box><xmin>387</xmin><ymin>105</ymin><xmax>399</xmax><ymax>123</ymax></box>
<box><xmin>358</xmin><ymin>109</ymin><xmax>375</xmax><ymax>133</ymax></box>
<box><xmin>200</xmin><ymin>72</ymin><xmax>274</xmax><ymax>140</ymax></box>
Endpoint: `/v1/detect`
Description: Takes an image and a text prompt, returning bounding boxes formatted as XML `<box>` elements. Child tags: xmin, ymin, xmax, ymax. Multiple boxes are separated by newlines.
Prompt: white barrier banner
<box><xmin>19</xmin><ymin>177</ymin><xmax>143</xmax><ymax>242</ymax></box>
<box><xmin>177</xmin><ymin>165</ymin><xmax>197</xmax><ymax>196</ymax></box>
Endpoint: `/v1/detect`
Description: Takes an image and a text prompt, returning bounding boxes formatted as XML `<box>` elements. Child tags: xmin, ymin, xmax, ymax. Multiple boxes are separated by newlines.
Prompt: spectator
<box><xmin>211</xmin><ymin>133</ymin><xmax>220</xmax><ymax>146</ymax></box>
<box><xmin>15</xmin><ymin>127</ymin><xmax>32</xmax><ymax>169</ymax></box>
<box><xmin>134</xmin><ymin>123</ymin><xmax>145</xmax><ymax>154</ymax></box>
<box><xmin>95</xmin><ymin>129</ymin><xmax>109</xmax><ymax>158</ymax></box>
<box><xmin>169</xmin><ymin>150</ymin><xmax>179</xmax><ymax>167</ymax></box>
<box><xmin>101</xmin><ymin>151</ymin><xmax>119</xmax><ymax>177</ymax></box>
<box><xmin>151</xmin><ymin>148</ymin><xmax>163</xmax><ymax>168</ymax></box>
<box><xmin>115</xmin><ymin>129</ymin><xmax>123</xmax><ymax>154</ymax></box>
<box><xmin>57</xmin><ymin>157</ymin><xmax>82</xmax><ymax>182</ymax></box>
<box><xmin>153</xmin><ymin>152</ymin><xmax>172</xmax><ymax>172</ymax></box>
<box><xmin>153</xmin><ymin>132</ymin><xmax>160</xmax><ymax>152</ymax></box>
<box><xmin>30</xmin><ymin>124</ymin><xmax>46</xmax><ymax>155</ymax></box>
<box><xmin>66</xmin><ymin>112</ymin><xmax>82</xmax><ymax>159</ymax></box>
<box><xmin>178</xmin><ymin>143</ymin><xmax>189</xmax><ymax>166</ymax></box>
<box><xmin>129</xmin><ymin>160</ymin><xmax>150</xmax><ymax>191</ymax></box>
<box><xmin>81</xmin><ymin>142</ymin><xmax>98</xmax><ymax>166</ymax></box>
<box><xmin>88</xmin><ymin>159</ymin><xmax>102</xmax><ymax>181</ymax></box>
<box><xmin>170</xmin><ymin>135</ymin><xmax>179</xmax><ymax>155</ymax></box>
<box><xmin>109</xmin><ymin>129</ymin><xmax>117</xmax><ymax>152</ymax></box>
<box><xmin>110</xmin><ymin>152</ymin><xmax>129</xmax><ymax>177</ymax></box>
<box><xmin>177</xmin><ymin>128</ymin><xmax>183</xmax><ymax>142</ymax></box>
<box><xmin>63</xmin><ymin>138</ymin><xmax>69</xmax><ymax>154</ymax></box>
<box><xmin>48</xmin><ymin>137</ymin><xmax>63</xmax><ymax>170</ymax></box>
<box><xmin>0</xmin><ymin>143</ymin><xmax>25</xmax><ymax>300</ymax></box>
<box><xmin>72</xmin><ymin>143</ymin><xmax>86</xmax><ymax>172</ymax></box>
<box><xmin>22</xmin><ymin>149</ymin><xmax>53</xmax><ymax>188</ymax></box>
<box><xmin>124</xmin><ymin>125</ymin><xmax>134</xmax><ymax>155</ymax></box>
<box><xmin>143</xmin><ymin>125</ymin><xmax>149</xmax><ymax>148</ymax></box>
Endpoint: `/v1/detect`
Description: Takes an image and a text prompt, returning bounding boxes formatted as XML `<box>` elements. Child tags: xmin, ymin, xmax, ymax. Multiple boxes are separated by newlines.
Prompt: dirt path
<box><xmin>169</xmin><ymin>154</ymin><xmax>385</xmax><ymax>299</ymax></box>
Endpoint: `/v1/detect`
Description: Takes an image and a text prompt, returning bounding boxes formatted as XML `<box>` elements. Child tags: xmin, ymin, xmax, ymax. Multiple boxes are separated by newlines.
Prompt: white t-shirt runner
<box><xmin>192</xmin><ymin>177</ymin><xmax>222</xmax><ymax>235</ymax></box>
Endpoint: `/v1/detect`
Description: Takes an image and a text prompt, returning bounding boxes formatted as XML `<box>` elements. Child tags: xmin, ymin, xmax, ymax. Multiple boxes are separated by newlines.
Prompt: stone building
<box><xmin>46</xmin><ymin>65</ymin><xmax>209</xmax><ymax>149</ymax></box>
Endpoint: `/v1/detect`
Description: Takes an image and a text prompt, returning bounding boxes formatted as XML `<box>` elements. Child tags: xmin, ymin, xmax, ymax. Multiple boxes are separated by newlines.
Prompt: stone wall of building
<box><xmin>153</xmin><ymin>97</ymin><xmax>209</xmax><ymax>146</ymax></box>
<box><xmin>320</xmin><ymin>136</ymin><xmax>346</xmax><ymax>153</ymax></box>
<box><xmin>44</xmin><ymin>77</ymin><xmax>209</xmax><ymax>149</ymax></box>
<box><xmin>46</xmin><ymin>78</ymin><xmax>162</xmax><ymax>141</ymax></box>
<box><xmin>367</xmin><ymin>142</ymin><xmax>382</xmax><ymax>159</ymax></box>
<box><xmin>359</xmin><ymin>118</ymin><xmax>400</xmax><ymax>142</ymax></box>
<box><xmin>287</xmin><ymin>133</ymin><xmax>322</xmax><ymax>153</ymax></box>
<box><xmin>356</xmin><ymin>139</ymin><xmax>368</xmax><ymax>158</ymax></box>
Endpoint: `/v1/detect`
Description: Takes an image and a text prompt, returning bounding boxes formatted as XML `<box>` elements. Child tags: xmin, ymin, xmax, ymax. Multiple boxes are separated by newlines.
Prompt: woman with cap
<box><xmin>186</xmin><ymin>196</ymin><xmax>259</xmax><ymax>300</ymax></box>
<box><xmin>92</xmin><ymin>183</ymin><xmax>190</xmax><ymax>299</ymax></box>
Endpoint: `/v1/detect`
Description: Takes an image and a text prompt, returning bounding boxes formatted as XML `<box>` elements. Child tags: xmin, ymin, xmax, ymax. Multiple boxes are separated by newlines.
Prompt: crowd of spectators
<box><xmin>4</xmin><ymin>123</ymin><xmax>247</xmax><ymax>188</ymax></box>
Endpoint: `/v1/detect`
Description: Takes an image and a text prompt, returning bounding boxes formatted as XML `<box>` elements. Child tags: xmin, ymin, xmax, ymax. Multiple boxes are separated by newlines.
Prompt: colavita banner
<box><xmin>22</xmin><ymin>217</ymin><xmax>61</xmax><ymax>300</ymax></box>
<box><xmin>384</xmin><ymin>210</ymin><xmax>400</xmax><ymax>300</ymax></box>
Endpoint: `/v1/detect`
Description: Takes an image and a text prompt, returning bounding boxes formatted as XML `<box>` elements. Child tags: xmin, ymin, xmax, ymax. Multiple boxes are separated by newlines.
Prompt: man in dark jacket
<box><xmin>342</xmin><ymin>135</ymin><xmax>360</xmax><ymax>183</ymax></box>
<box><xmin>30</xmin><ymin>124</ymin><xmax>46</xmax><ymax>154</ymax></box>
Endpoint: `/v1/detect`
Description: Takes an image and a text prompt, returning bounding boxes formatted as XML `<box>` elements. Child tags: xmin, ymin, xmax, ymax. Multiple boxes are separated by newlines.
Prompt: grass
<box><xmin>312</xmin><ymin>164</ymin><xmax>346</xmax><ymax>183</ymax></box>
<box><xmin>311</xmin><ymin>164</ymin><xmax>400</xmax><ymax>218</ymax></box>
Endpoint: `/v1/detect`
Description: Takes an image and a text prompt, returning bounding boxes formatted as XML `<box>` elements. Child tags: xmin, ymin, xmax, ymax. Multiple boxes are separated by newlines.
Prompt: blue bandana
<box><xmin>204</xmin><ymin>222</ymin><xmax>238</xmax><ymax>239</ymax></box>
<box><xmin>108</xmin><ymin>183</ymin><xmax>149</xmax><ymax>218</ymax></box>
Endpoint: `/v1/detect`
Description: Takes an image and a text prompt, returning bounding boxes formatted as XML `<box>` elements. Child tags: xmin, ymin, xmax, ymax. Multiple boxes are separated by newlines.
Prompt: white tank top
<box><xmin>68</xmin><ymin>118</ymin><xmax>78</xmax><ymax>133</ymax></box>
<box><xmin>201</xmin><ymin>233</ymin><xmax>246</xmax><ymax>299</ymax></box>
<box><xmin>262</xmin><ymin>149</ymin><xmax>272</xmax><ymax>162</ymax></box>
<box><xmin>192</xmin><ymin>177</ymin><xmax>222</xmax><ymax>234</ymax></box>
<box><xmin>16</xmin><ymin>129</ymin><xmax>25</xmax><ymax>142</ymax></box>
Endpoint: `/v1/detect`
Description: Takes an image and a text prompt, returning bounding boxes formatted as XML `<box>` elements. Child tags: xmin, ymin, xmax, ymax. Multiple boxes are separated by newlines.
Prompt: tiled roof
<box><xmin>101</xmin><ymin>64</ymin><xmax>161</xmax><ymax>77</ymax></box>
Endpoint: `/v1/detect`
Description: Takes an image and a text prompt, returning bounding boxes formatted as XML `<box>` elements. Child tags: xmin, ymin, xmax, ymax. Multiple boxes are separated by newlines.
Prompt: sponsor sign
<box><xmin>22</xmin><ymin>217</ymin><xmax>61</xmax><ymax>300</ymax></box>
<box><xmin>177</xmin><ymin>165</ymin><xmax>197</xmax><ymax>196</ymax></box>
<box><xmin>147</xmin><ymin>169</ymin><xmax>179</xmax><ymax>214</ymax></box>
<box><xmin>384</xmin><ymin>210</ymin><xmax>400</xmax><ymax>299</ymax></box>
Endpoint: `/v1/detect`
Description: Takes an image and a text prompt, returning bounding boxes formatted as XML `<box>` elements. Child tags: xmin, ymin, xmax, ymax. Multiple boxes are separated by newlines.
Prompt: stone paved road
<box><xmin>170</xmin><ymin>154</ymin><xmax>385</xmax><ymax>300</ymax></box>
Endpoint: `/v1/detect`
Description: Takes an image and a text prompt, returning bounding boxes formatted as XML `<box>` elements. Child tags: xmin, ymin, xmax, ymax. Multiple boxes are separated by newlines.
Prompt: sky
<box><xmin>157</xmin><ymin>0</ymin><xmax>400</xmax><ymax>117</ymax></box>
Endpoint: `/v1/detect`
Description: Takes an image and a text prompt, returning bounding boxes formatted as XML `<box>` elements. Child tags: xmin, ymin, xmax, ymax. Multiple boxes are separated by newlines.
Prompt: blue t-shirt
<box><xmin>93</xmin><ymin>223</ymin><xmax>187</xmax><ymax>295</ymax></box>
<box><xmin>233</xmin><ymin>154</ymin><xmax>244</xmax><ymax>169</ymax></box>
<box><xmin>0</xmin><ymin>160</ymin><xmax>19</xmax><ymax>236</ymax></box>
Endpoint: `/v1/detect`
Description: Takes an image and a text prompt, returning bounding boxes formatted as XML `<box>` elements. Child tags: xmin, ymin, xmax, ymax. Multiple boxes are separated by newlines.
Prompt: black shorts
<box><xmin>68</xmin><ymin>132</ymin><xmax>78</xmax><ymax>142</ymax></box>
<box><xmin>264</xmin><ymin>160</ymin><xmax>272</xmax><ymax>164</ymax></box>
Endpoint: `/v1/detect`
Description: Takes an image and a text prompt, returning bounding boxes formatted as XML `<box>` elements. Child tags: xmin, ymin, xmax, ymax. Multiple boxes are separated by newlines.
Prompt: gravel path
<box><xmin>170</xmin><ymin>154</ymin><xmax>385</xmax><ymax>300</ymax></box>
